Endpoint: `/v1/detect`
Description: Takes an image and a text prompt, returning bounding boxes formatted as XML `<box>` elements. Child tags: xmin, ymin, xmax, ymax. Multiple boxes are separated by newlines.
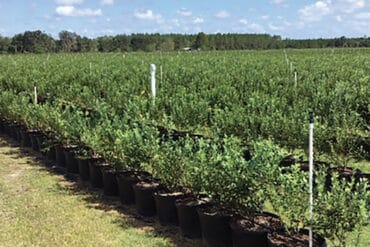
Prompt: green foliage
<box><xmin>269</xmin><ymin>165</ymin><xmax>310</xmax><ymax>232</ymax></box>
<box><xmin>0</xmin><ymin>50</ymin><xmax>369</xmax><ymax>245</ymax></box>
<box><xmin>313</xmin><ymin>171</ymin><xmax>370</xmax><ymax>247</ymax></box>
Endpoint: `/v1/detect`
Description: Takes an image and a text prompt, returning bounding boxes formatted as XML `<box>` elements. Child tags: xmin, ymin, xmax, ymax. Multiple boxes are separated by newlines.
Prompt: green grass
<box><xmin>0</xmin><ymin>136</ymin><xmax>201</xmax><ymax>247</ymax></box>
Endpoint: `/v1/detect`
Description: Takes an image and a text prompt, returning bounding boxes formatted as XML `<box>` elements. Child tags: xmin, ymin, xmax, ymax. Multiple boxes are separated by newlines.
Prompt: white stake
<box><xmin>34</xmin><ymin>86</ymin><xmax>37</xmax><ymax>105</ymax></box>
<box><xmin>89</xmin><ymin>62</ymin><xmax>92</xmax><ymax>75</ymax></box>
<box><xmin>150</xmin><ymin>64</ymin><xmax>156</xmax><ymax>103</ymax></box>
<box><xmin>294</xmin><ymin>70</ymin><xmax>298</xmax><ymax>88</ymax></box>
<box><xmin>290</xmin><ymin>62</ymin><xmax>293</xmax><ymax>74</ymax></box>
<box><xmin>309</xmin><ymin>112</ymin><xmax>314</xmax><ymax>247</ymax></box>
<box><xmin>160</xmin><ymin>65</ymin><xmax>163</xmax><ymax>84</ymax></box>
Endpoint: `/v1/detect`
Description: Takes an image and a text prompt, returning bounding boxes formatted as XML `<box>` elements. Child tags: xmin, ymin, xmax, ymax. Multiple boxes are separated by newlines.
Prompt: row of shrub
<box><xmin>0</xmin><ymin>89</ymin><xmax>369</xmax><ymax>246</ymax></box>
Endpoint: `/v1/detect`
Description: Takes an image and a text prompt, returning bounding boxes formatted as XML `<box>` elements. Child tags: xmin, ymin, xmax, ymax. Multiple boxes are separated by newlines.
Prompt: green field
<box><xmin>0</xmin><ymin>49</ymin><xmax>369</xmax><ymax>246</ymax></box>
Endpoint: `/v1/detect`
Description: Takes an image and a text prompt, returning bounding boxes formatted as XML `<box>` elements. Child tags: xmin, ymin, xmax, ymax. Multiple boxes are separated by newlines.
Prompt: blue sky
<box><xmin>0</xmin><ymin>0</ymin><xmax>369</xmax><ymax>39</ymax></box>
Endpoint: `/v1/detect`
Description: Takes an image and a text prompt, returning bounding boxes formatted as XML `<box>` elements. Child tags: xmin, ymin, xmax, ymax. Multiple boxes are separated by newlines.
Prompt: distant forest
<box><xmin>0</xmin><ymin>30</ymin><xmax>370</xmax><ymax>53</ymax></box>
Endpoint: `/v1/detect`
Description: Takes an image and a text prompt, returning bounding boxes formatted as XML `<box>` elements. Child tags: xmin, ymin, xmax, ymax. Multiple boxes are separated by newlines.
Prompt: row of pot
<box><xmin>279</xmin><ymin>155</ymin><xmax>370</xmax><ymax>189</ymax></box>
<box><xmin>0</xmin><ymin>120</ymin><xmax>327</xmax><ymax>247</ymax></box>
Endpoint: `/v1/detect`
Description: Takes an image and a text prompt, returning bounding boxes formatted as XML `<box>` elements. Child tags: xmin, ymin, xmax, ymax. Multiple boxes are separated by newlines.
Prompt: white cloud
<box><xmin>271</xmin><ymin>0</ymin><xmax>288</xmax><ymax>4</ymax></box>
<box><xmin>355</xmin><ymin>12</ymin><xmax>370</xmax><ymax>19</ymax></box>
<box><xmin>299</xmin><ymin>1</ymin><xmax>331</xmax><ymax>22</ymax></box>
<box><xmin>134</xmin><ymin>10</ymin><xmax>162</xmax><ymax>21</ymax></box>
<box><xmin>248</xmin><ymin>23</ymin><xmax>265</xmax><ymax>33</ymax></box>
<box><xmin>56</xmin><ymin>6</ymin><xmax>102</xmax><ymax>17</ymax></box>
<box><xmin>268</xmin><ymin>23</ymin><xmax>286</xmax><ymax>31</ymax></box>
<box><xmin>299</xmin><ymin>0</ymin><xmax>366</xmax><ymax>22</ymax></box>
<box><xmin>177</xmin><ymin>8</ymin><xmax>192</xmax><ymax>17</ymax></box>
<box><xmin>193</xmin><ymin>17</ymin><xmax>204</xmax><ymax>24</ymax></box>
<box><xmin>340</xmin><ymin>0</ymin><xmax>365</xmax><ymax>13</ymax></box>
<box><xmin>101</xmin><ymin>0</ymin><xmax>114</xmax><ymax>6</ymax></box>
<box><xmin>215</xmin><ymin>10</ymin><xmax>230</xmax><ymax>18</ymax></box>
<box><xmin>55</xmin><ymin>0</ymin><xmax>83</xmax><ymax>5</ymax></box>
<box><xmin>261</xmin><ymin>15</ymin><xmax>270</xmax><ymax>20</ymax></box>
<box><xmin>239</xmin><ymin>19</ymin><xmax>248</xmax><ymax>25</ymax></box>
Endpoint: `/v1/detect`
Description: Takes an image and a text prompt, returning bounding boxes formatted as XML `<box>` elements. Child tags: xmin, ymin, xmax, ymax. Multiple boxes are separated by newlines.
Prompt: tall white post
<box><xmin>309</xmin><ymin>112</ymin><xmax>314</xmax><ymax>247</ymax></box>
<box><xmin>89</xmin><ymin>62</ymin><xmax>92</xmax><ymax>76</ymax></box>
<box><xmin>294</xmin><ymin>70</ymin><xmax>298</xmax><ymax>88</ymax></box>
<box><xmin>150</xmin><ymin>64</ymin><xmax>156</xmax><ymax>103</ymax></box>
<box><xmin>34</xmin><ymin>86</ymin><xmax>37</xmax><ymax>105</ymax></box>
<box><xmin>160</xmin><ymin>65</ymin><xmax>163</xmax><ymax>84</ymax></box>
<box><xmin>290</xmin><ymin>62</ymin><xmax>293</xmax><ymax>74</ymax></box>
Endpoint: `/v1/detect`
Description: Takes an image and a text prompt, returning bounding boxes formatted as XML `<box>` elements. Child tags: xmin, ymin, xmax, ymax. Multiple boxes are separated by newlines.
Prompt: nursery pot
<box><xmin>29</xmin><ymin>131</ymin><xmax>40</xmax><ymax>152</ymax></box>
<box><xmin>55</xmin><ymin>144</ymin><xmax>66</xmax><ymax>167</ymax></box>
<box><xmin>197</xmin><ymin>206</ymin><xmax>233</xmax><ymax>247</ymax></box>
<box><xmin>268</xmin><ymin>229</ymin><xmax>326</xmax><ymax>247</ymax></box>
<box><xmin>46</xmin><ymin>144</ymin><xmax>56</xmax><ymax>161</ymax></box>
<box><xmin>0</xmin><ymin>119</ymin><xmax>4</xmax><ymax>133</ymax></box>
<box><xmin>325</xmin><ymin>166</ymin><xmax>362</xmax><ymax>189</ymax></box>
<box><xmin>1</xmin><ymin>119</ymin><xmax>9</xmax><ymax>135</ymax></box>
<box><xmin>230</xmin><ymin>212</ymin><xmax>284</xmax><ymax>247</ymax></box>
<box><xmin>20</xmin><ymin>129</ymin><xmax>31</xmax><ymax>147</ymax></box>
<box><xmin>11</xmin><ymin>124</ymin><xmax>22</xmax><ymax>142</ymax></box>
<box><xmin>176</xmin><ymin>197</ymin><xmax>209</xmax><ymax>238</ymax></box>
<box><xmin>35</xmin><ymin>134</ymin><xmax>46</xmax><ymax>153</ymax></box>
<box><xmin>64</xmin><ymin>146</ymin><xmax>79</xmax><ymax>174</ymax></box>
<box><xmin>77</xmin><ymin>158</ymin><xmax>90</xmax><ymax>181</ymax></box>
<box><xmin>101</xmin><ymin>167</ymin><xmax>118</xmax><ymax>196</ymax></box>
<box><xmin>116</xmin><ymin>171</ymin><xmax>141</xmax><ymax>205</ymax></box>
<box><xmin>88</xmin><ymin>158</ymin><xmax>105</xmax><ymax>188</ymax></box>
<box><xmin>133</xmin><ymin>181</ymin><xmax>160</xmax><ymax>216</ymax></box>
<box><xmin>154</xmin><ymin>191</ymin><xmax>186</xmax><ymax>226</ymax></box>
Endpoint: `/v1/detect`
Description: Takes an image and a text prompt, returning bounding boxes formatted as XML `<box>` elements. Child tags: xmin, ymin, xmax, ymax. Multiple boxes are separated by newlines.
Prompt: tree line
<box><xmin>0</xmin><ymin>30</ymin><xmax>369</xmax><ymax>54</ymax></box>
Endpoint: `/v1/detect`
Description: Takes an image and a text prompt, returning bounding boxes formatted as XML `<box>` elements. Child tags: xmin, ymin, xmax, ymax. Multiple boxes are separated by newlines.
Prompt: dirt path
<box><xmin>0</xmin><ymin>136</ymin><xmax>201</xmax><ymax>247</ymax></box>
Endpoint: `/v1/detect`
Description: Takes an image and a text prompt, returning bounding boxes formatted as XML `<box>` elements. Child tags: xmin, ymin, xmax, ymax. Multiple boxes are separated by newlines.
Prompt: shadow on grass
<box><xmin>0</xmin><ymin>133</ymin><xmax>202</xmax><ymax>247</ymax></box>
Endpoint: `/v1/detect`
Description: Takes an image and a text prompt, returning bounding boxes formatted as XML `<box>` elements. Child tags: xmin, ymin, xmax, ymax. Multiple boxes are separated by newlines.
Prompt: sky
<box><xmin>0</xmin><ymin>0</ymin><xmax>369</xmax><ymax>39</ymax></box>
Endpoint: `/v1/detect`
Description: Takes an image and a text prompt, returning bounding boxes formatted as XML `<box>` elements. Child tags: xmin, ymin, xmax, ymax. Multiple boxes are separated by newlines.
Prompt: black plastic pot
<box><xmin>78</xmin><ymin>158</ymin><xmax>90</xmax><ymax>181</ymax></box>
<box><xmin>154</xmin><ymin>191</ymin><xmax>185</xmax><ymax>226</ymax></box>
<box><xmin>0</xmin><ymin>119</ymin><xmax>4</xmax><ymax>133</ymax></box>
<box><xmin>15</xmin><ymin>128</ymin><xmax>22</xmax><ymax>143</ymax></box>
<box><xmin>46</xmin><ymin>145</ymin><xmax>56</xmax><ymax>161</ymax></box>
<box><xmin>88</xmin><ymin>158</ymin><xmax>105</xmax><ymax>188</ymax></box>
<box><xmin>101</xmin><ymin>167</ymin><xmax>118</xmax><ymax>196</ymax></box>
<box><xmin>20</xmin><ymin>129</ymin><xmax>32</xmax><ymax>147</ymax></box>
<box><xmin>29</xmin><ymin>132</ymin><xmax>40</xmax><ymax>152</ymax></box>
<box><xmin>230</xmin><ymin>212</ymin><xmax>284</xmax><ymax>247</ymax></box>
<box><xmin>35</xmin><ymin>134</ymin><xmax>44</xmax><ymax>152</ymax></box>
<box><xmin>268</xmin><ymin>229</ymin><xmax>326</xmax><ymax>247</ymax></box>
<box><xmin>133</xmin><ymin>181</ymin><xmax>160</xmax><ymax>216</ymax></box>
<box><xmin>197</xmin><ymin>206</ymin><xmax>233</xmax><ymax>247</ymax></box>
<box><xmin>176</xmin><ymin>197</ymin><xmax>209</xmax><ymax>238</ymax></box>
<box><xmin>64</xmin><ymin>147</ymin><xmax>79</xmax><ymax>174</ymax></box>
<box><xmin>55</xmin><ymin>144</ymin><xmax>66</xmax><ymax>167</ymax></box>
<box><xmin>325</xmin><ymin>166</ymin><xmax>362</xmax><ymax>190</ymax></box>
<box><xmin>116</xmin><ymin>172</ymin><xmax>140</xmax><ymax>205</ymax></box>
<box><xmin>7</xmin><ymin>123</ymin><xmax>19</xmax><ymax>141</ymax></box>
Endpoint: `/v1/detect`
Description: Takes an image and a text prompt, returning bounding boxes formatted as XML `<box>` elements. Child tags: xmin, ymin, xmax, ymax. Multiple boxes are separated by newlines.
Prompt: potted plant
<box><xmin>267</xmin><ymin>164</ymin><xmax>327</xmax><ymax>247</ymax></box>
<box><xmin>196</xmin><ymin>136</ymin><xmax>249</xmax><ymax>247</ymax></box>
<box><xmin>152</xmin><ymin>138</ymin><xmax>190</xmax><ymax>226</ymax></box>
<box><xmin>312</xmin><ymin>170</ymin><xmax>369</xmax><ymax>247</ymax></box>
<box><xmin>229</xmin><ymin>140</ymin><xmax>287</xmax><ymax>247</ymax></box>
<box><xmin>173</xmin><ymin>137</ymin><xmax>210</xmax><ymax>238</ymax></box>
<box><xmin>120</xmin><ymin>122</ymin><xmax>161</xmax><ymax>216</ymax></box>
